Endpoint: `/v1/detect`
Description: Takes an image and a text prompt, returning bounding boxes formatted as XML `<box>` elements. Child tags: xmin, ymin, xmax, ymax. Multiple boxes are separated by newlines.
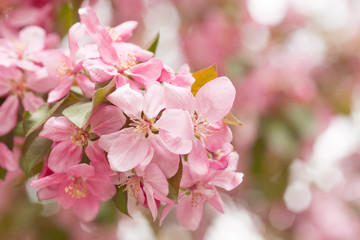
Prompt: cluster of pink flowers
<box><xmin>0</xmin><ymin>6</ymin><xmax>243</xmax><ymax>230</ymax></box>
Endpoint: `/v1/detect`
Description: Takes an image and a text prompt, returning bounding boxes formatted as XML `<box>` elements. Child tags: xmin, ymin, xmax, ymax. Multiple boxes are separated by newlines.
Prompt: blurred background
<box><xmin>1</xmin><ymin>0</ymin><xmax>360</xmax><ymax>239</ymax></box>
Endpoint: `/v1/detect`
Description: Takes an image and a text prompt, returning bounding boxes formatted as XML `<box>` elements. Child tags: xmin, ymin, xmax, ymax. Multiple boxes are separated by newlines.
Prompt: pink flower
<box><xmin>41</xmin><ymin>23</ymin><xmax>95</xmax><ymax>102</ymax></box>
<box><xmin>99</xmin><ymin>83</ymin><xmax>193</xmax><ymax>172</ymax></box>
<box><xmin>0</xmin><ymin>65</ymin><xmax>53</xmax><ymax>136</ymax></box>
<box><xmin>40</xmin><ymin>104</ymin><xmax>126</xmax><ymax>172</ymax></box>
<box><xmin>0</xmin><ymin>142</ymin><xmax>17</xmax><ymax>173</ymax></box>
<box><xmin>112</xmin><ymin>163</ymin><xmax>170</xmax><ymax>220</ymax></box>
<box><xmin>160</xmin><ymin>154</ymin><xmax>243</xmax><ymax>230</ymax></box>
<box><xmin>79</xmin><ymin>6</ymin><xmax>137</xmax><ymax>43</ymax></box>
<box><xmin>30</xmin><ymin>163</ymin><xmax>116</xmax><ymax>222</ymax></box>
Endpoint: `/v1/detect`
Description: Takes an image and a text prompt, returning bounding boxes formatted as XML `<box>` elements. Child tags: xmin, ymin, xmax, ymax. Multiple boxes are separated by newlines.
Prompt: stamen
<box><xmin>115</xmin><ymin>53</ymin><xmax>137</xmax><ymax>72</ymax></box>
<box><xmin>106</xmin><ymin>26</ymin><xmax>122</xmax><ymax>41</ymax></box>
<box><xmin>70</xmin><ymin>125</ymin><xmax>89</xmax><ymax>147</ymax></box>
<box><xmin>192</xmin><ymin>115</ymin><xmax>213</xmax><ymax>140</ymax></box>
<box><xmin>119</xmin><ymin>176</ymin><xmax>141</xmax><ymax>199</ymax></box>
<box><xmin>55</xmin><ymin>58</ymin><xmax>72</xmax><ymax>81</ymax></box>
<box><xmin>64</xmin><ymin>178</ymin><xmax>87</xmax><ymax>199</ymax></box>
<box><xmin>9</xmin><ymin>77</ymin><xmax>27</xmax><ymax>99</ymax></box>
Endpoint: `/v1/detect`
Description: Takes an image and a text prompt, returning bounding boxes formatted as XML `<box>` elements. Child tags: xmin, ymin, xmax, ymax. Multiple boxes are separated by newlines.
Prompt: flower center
<box><xmin>9</xmin><ymin>78</ymin><xmax>27</xmax><ymax>99</ymax></box>
<box><xmin>70</xmin><ymin>125</ymin><xmax>89</xmax><ymax>147</ymax></box>
<box><xmin>106</xmin><ymin>26</ymin><xmax>122</xmax><ymax>41</ymax></box>
<box><xmin>115</xmin><ymin>53</ymin><xmax>137</xmax><ymax>72</ymax></box>
<box><xmin>192</xmin><ymin>114</ymin><xmax>213</xmax><ymax>139</ymax></box>
<box><xmin>120</xmin><ymin>176</ymin><xmax>141</xmax><ymax>199</ymax></box>
<box><xmin>55</xmin><ymin>58</ymin><xmax>73</xmax><ymax>81</ymax></box>
<box><xmin>64</xmin><ymin>177</ymin><xmax>87</xmax><ymax>199</ymax></box>
<box><xmin>129</xmin><ymin>116</ymin><xmax>157</xmax><ymax>137</ymax></box>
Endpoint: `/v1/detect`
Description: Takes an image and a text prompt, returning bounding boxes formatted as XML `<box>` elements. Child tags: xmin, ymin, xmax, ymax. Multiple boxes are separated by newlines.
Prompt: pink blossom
<box><xmin>112</xmin><ymin>163</ymin><xmax>170</xmax><ymax>220</ymax></box>
<box><xmin>40</xmin><ymin>104</ymin><xmax>125</xmax><ymax>172</ymax></box>
<box><xmin>30</xmin><ymin>163</ymin><xmax>116</xmax><ymax>222</ymax></box>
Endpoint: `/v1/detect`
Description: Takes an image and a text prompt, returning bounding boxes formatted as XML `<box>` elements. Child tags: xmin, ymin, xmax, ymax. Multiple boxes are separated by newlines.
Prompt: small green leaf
<box><xmin>147</xmin><ymin>33</ymin><xmax>160</xmax><ymax>54</ymax></box>
<box><xmin>167</xmin><ymin>159</ymin><xmax>183</xmax><ymax>201</ymax></box>
<box><xmin>222</xmin><ymin>112</ymin><xmax>243</xmax><ymax>126</ymax></box>
<box><xmin>0</xmin><ymin>167</ymin><xmax>7</xmax><ymax>180</ymax></box>
<box><xmin>62</xmin><ymin>101</ymin><xmax>93</xmax><ymax>128</ymax></box>
<box><xmin>191</xmin><ymin>64</ymin><xmax>218</xmax><ymax>96</ymax></box>
<box><xmin>20</xmin><ymin>134</ymin><xmax>52</xmax><ymax>176</ymax></box>
<box><xmin>92</xmin><ymin>79</ymin><xmax>116</xmax><ymax>108</ymax></box>
<box><xmin>112</xmin><ymin>185</ymin><xmax>130</xmax><ymax>216</ymax></box>
<box><xmin>23</xmin><ymin>96</ymin><xmax>69</xmax><ymax>138</ymax></box>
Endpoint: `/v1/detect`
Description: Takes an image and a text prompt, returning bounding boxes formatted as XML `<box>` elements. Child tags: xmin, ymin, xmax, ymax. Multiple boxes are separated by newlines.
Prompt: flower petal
<box><xmin>106</xmin><ymin>84</ymin><xmax>143</xmax><ymax>119</ymax></box>
<box><xmin>195</xmin><ymin>77</ymin><xmax>235</xmax><ymax>123</ymax></box>
<box><xmin>90</xmin><ymin>104</ymin><xmax>126</xmax><ymax>136</ymax></box>
<box><xmin>73</xmin><ymin>194</ymin><xmax>100</xmax><ymax>222</ymax></box>
<box><xmin>143</xmin><ymin>82</ymin><xmax>165</xmax><ymax>119</ymax></box>
<box><xmin>107</xmin><ymin>132</ymin><xmax>150</xmax><ymax>172</ymax></box>
<box><xmin>40</xmin><ymin>117</ymin><xmax>73</xmax><ymax>142</ymax></box>
<box><xmin>0</xmin><ymin>95</ymin><xmax>18</xmax><ymax>136</ymax></box>
<box><xmin>176</xmin><ymin>195</ymin><xmax>203</xmax><ymax>231</ymax></box>
<box><xmin>48</xmin><ymin>141</ymin><xmax>82</xmax><ymax>172</ymax></box>
<box><xmin>22</xmin><ymin>91</ymin><xmax>44</xmax><ymax>112</ymax></box>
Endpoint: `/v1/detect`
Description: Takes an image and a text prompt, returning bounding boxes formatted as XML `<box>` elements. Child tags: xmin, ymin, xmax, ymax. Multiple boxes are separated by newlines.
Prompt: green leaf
<box><xmin>191</xmin><ymin>64</ymin><xmax>218</xmax><ymax>96</ymax></box>
<box><xmin>62</xmin><ymin>101</ymin><xmax>93</xmax><ymax>128</ymax></box>
<box><xmin>147</xmin><ymin>33</ymin><xmax>160</xmax><ymax>54</ymax></box>
<box><xmin>20</xmin><ymin>134</ymin><xmax>52</xmax><ymax>176</ymax></box>
<box><xmin>23</xmin><ymin>96</ymin><xmax>69</xmax><ymax>138</ymax></box>
<box><xmin>92</xmin><ymin>79</ymin><xmax>116</xmax><ymax>108</ymax></box>
<box><xmin>112</xmin><ymin>185</ymin><xmax>130</xmax><ymax>216</ymax></box>
<box><xmin>167</xmin><ymin>159</ymin><xmax>183</xmax><ymax>201</ymax></box>
<box><xmin>0</xmin><ymin>167</ymin><xmax>7</xmax><ymax>180</ymax></box>
<box><xmin>222</xmin><ymin>112</ymin><xmax>243</xmax><ymax>126</ymax></box>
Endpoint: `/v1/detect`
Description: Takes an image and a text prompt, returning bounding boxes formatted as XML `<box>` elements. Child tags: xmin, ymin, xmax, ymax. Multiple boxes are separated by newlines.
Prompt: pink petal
<box><xmin>134</xmin><ymin>147</ymin><xmax>154</xmax><ymax>177</ymax></box>
<box><xmin>40</xmin><ymin>116</ymin><xmax>73</xmax><ymax>142</ymax></box>
<box><xmin>107</xmin><ymin>132</ymin><xmax>151</xmax><ymax>172</ymax></box>
<box><xmin>95</xmin><ymin>28</ymin><xmax>118</xmax><ymax>64</ymax></box>
<box><xmin>144</xmin><ymin>163</ymin><xmax>168</xmax><ymax>197</ymax></box>
<box><xmin>158</xmin><ymin>130</ymin><xmax>193</xmax><ymax>155</ymax></box>
<box><xmin>106</xmin><ymin>84</ymin><xmax>143</xmax><ymax>118</ymax></box>
<box><xmin>68</xmin><ymin>23</ymin><xmax>86</xmax><ymax>60</ymax></box>
<box><xmin>19</xmin><ymin>26</ymin><xmax>45</xmax><ymax>54</ymax></box>
<box><xmin>159</xmin><ymin>202</ymin><xmax>175</xmax><ymax>226</ymax></box>
<box><xmin>209</xmin><ymin>171</ymin><xmax>244</xmax><ymax>191</ymax></box>
<box><xmin>205</xmin><ymin>187</ymin><xmax>225</xmax><ymax>213</ymax></box>
<box><xmin>76</xmin><ymin>74</ymin><xmax>95</xmax><ymax>98</ymax></box>
<box><xmin>82</xmin><ymin>59</ymin><xmax>117</xmax><ymax>83</ymax></box>
<box><xmin>163</xmin><ymin>83</ymin><xmax>195</xmax><ymax>114</ymax></box>
<box><xmin>143</xmin><ymin>184</ymin><xmax>157</xmax><ymax>220</ymax></box>
<box><xmin>149</xmin><ymin>136</ymin><xmax>179</xmax><ymax>178</ymax></box>
<box><xmin>204</xmin><ymin>121</ymin><xmax>232</xmax><ymax>152</ymax></box>
<box><xmin>85</xmin><ymin>141</ymin><xmax>113</xmax><ymax>175</ymax></box>
<box><xmin>30</xmin><ymin>172</ymin><xmax>68</xmax><ymax>189</ymax></box>
<box><xmin>27</xmin><ymin>67</ymin><xmax>57</xmax><ymax>93</ymax></box>
<box><xmin>0</xmin><ymin>142</ymin><xmax>17</xmax><ymax>171</ymax></box>
<box><xmin>188</xmin><ymin>140</ymin><xmax>209</xmax><ymax>180</ymax></box>
<box><xmin>65</xmin><ymin>164</ymin><xmax>96</xmax><ymax>178</ymax></box>
<box><xmin>22</xmin><ymin>91</ymin><xmax>44</xmax><ymax>112</ymax></box>
<box><xmin>86</xmin><ymin>177</ymin><xmax>116</xmax><ymax>201</ymax></box>
<box><xmin>0</xmin><ymin>95</ymin><xmax>18</xmax><ymax>136</ymax></box>
<box><xmin>98</xmin><ymin>131</ymin><xmax>123</xmax><ymax>152</ymax></box>
<box><xmin>143</xmin><ymin>82</ymin><xmax>165</xmax><ymax>119</ymax></box>
<box><xmin>114</xmin><ymin>42</ymin><xmax>153</xmax><ymax>62</ymax></box>
<box><xmin>78</xmin><ymin>7</ymin><xmax>101</xmax><ymax>40</ymax></box>
<box><xmin>90</xmin><ymin>104</ymin><xmax>126</xmax><ymax>136</ymax></box>
<box><xmin>195</xmin><ymin>77</ymin><xmax>235</xmax><ymax>123</ymax></box>
<box><xmin>73</xmin><ymin>194</ymin><xmax>101</xmax><ymax>222</ymax></box>
<box><xmin>37</xmin><ymin>187</ymin><xmax>57</xmax><ymax>200</ymax></box>
<box><xmin>47</xmin><ymin>78</ymin><xmax>73</xmax><ymax>103</ymax></box>
<box><xmin>128</xmin><ymin>58</ymin><xmax>163</xmax><ymax>87</ymax></box>
<box><xmin>155</xmin><ymin>109</ymin><xmax>193</xmax><ymax>154</ymax></box>
<box><xmin>173</xmin><ymin>64</ymin><xmax>195</xmax><ymax>88</ymax></box>
<box><xmin>176</xmin><ymin>196</ymin><xmax>203</xmax><ymax>231</ymax></box>
<box><xmin>48</xmin><ymin>141</ymin><xmax>82</xmax><ymax>172</ymax></box>
<box><xmin>111</xmin><ymin>21</ymin><xmax>138</xmax><ymax>42</ymax></box>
